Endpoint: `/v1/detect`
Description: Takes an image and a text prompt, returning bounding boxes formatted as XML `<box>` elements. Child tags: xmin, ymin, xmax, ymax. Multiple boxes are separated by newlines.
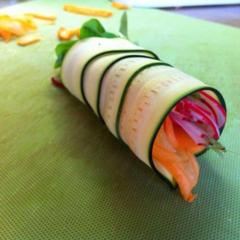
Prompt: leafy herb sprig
<box><xmin>55</xmin><ymin>12</ymin><xmax>128</xmax><ymax>69</ymax></box>
<box><xmin>208</xmin><ymin>138</ymin><xmax>226</xmax><ymax>155</ymax></box>
<box><xmin>119</xmin><ymin>11</ymin><xmax>128</xmax><ymax>39</ymax></box>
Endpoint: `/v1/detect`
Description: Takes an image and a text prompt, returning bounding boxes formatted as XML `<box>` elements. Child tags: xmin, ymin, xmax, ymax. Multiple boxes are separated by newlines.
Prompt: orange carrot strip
<box><xmin>174</xmin><ymin>123</ymin><xmax>205</xmax><ymax>154</ymax></box>
<box><xmin>14</xmin><ymin>16</ymin><xmax>37</xmax><ymax>30</ymax></box>
<box><xmin>63</xmin><ymin>4</ymin><xmax>112</xmax><ymax>17</ymax></box>
<box><xmin>164</xmin><ymin>116</ymin><xmax>178</xmax><ymax>148</ymax></box>
<box><xmin>71</xmin><ymin>28</ymin><xmax>80</xmax><ymax>38</ymax></box>
<box><xmin>153</xmin><ymin>146</ymin><xmax>198</xmax><ymax>202</ymax></box>
<box><xmin>57</xmin><ymin>27</ymin><xmax>72</xmax><ymax>41</ymax></box>
<box><xmin>24</xmin><ymin>13</ymin><xmax>56</xmax><ymax>21</ymax></box>
<box><xmin>0</xmin><ymin>15</ymin><xmax>38</xmax><ymax>43</ymax></box>
<box><xmin>0</xmin><ymin>15</ymin><xmax>11</xmax><ymax>21</ymax></box>
<box><xmin>57</xmin><ymin>27</ymin><xmax>80</xmax><ymax>41</ymax></box>
<box><xmin>152</xmin><ymin>125</ymin><xmax>199</xmax><ymax>202</ymax></box>
<box><xmin>0</xmin><ymin>21</ymin><xmax>26</xmax><ymax>36</ymax></box>
<box><xmin>0</xmin><ymin>29</ymin><xmax>12</xmax><ymax>42</ymax></box>
<box><xmin>17</xmin><ymin>35</ymin><xmax>42</xmax><ymax>46</ymax></box>
<box><xmin>111</xmin><ymin>2</ymin><xmax>129</xmax><ymax>10</ymax></box>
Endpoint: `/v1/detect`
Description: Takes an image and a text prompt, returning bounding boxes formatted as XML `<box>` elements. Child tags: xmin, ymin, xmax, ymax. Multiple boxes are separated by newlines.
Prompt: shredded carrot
<box><xmin>63</xmin><ymin>4</ymin><xmax>112</xmax><ymax>17</ymax></box>
<box><xmin>14</xmin><ymin>16</ymin><xmax>37</xmax><ymax>30</ymax></box>
<box><xmin>57</xmin><ymin>27</ymin><xmax>71</xmax><ymax>41</ymax></box>
<box><xmin>0</xmin><ymin>15</ymin><xmax>37</xmax><ymax>42</ymax></box>
<box><xmin>24</xmin><ymin>13</ymin><xmax>56</xmax><ymax>21</ymax></box>
<box><xmin>17</xmin><ymin>35</ymin><xmax>42</xmax><ymax>46</ymax></box>
<box><xmin>164</xmin><ymin>116</ymin><xmax>178</xmax><ymax>148</ymax></box>
<box><xmin>174</xmin><ymin>123</ymin><xmax>205</xmax><ymax>154</ymax></box>
<box><xmin>57</xmin><ymin>27</ymin><xmax>80</xmax><ymax>41</ymax></box>
<box><xmin>0</xmin><ymin>29</ymin><xmax>12</xmax><ymax>42</ymax></box>
<box><xmin>71</xmin><ymin>28</ymin><xmax>80</xmax><ymax>38</ymax></box>
<box><xmin>0</xmin><ymin>15</ymin><xmax>11</xmax><ymax>21</ymax></box>
<box><xmin>152</xmin><ymin>120</ymin><xmax>200</xmax><ymax>202</ymax></box>
<box><xmin>0</xmin><ymin>20</ymin><xmax>26</xmax><ymax>36</ymax></box>
<box><xmin>111</xmin><ymin>2</ymin><xmax>129</xmax><ymax>10</ymax></box>
<box><xmin>40</xmin><ymin>20</ymin><xmax>56</xmax><ymax>25</ymax></box>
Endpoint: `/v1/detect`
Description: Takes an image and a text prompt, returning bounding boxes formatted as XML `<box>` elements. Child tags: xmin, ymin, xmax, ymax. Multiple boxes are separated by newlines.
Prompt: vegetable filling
<box><xmin>152</xmin><ymin>90</ymin><xmax>226</xmax><ymax>202</ymax></box>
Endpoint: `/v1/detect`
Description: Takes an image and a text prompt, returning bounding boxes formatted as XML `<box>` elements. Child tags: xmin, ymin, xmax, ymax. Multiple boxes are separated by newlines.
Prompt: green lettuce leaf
<box><xmin>54</xmin><ymin>18</ymin><xmax>121</xmax><ymax>68</ymax></box>
<box><xmin>119</xmin><ymin>11</ymin><xmax>128</xmax><ymax>39</ymax></box>
<box><xmin>80</xmin><ymin>18</ymin><xmax>119</xmax><ymax>39</ymax></box>
<box><xmin>54</xmin><ymin>40</ymin><xmax>78</xmax><ymax>68</ymax></box>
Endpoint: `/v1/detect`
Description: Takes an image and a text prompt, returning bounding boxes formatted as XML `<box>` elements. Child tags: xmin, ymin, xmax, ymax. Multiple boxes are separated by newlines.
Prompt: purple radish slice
<box><xmin>184</xmin><ymin>98</ymin><xmax>216</xmax><ymax>124</ymax></box>
<box><xmin>174</xmin><ymin>98</ymin><xmax>219</xmax><ymax>139</ymax></box>
<box><xmin>187</xmin><ymin>96</ymin><xmax>217</xmax><ymax>122</ymax></box>
<box><xmin>184</xmin><ymin>100</ymin><xmax>220</xmax><ymax>139</ymax></box>
<box><xmin>174</xmin><ymin>100</ymin><xmax>193</xmax><ymax>119</ymax></box>
<box><xmin>199</xmin><ymin>91</ymin><xmax>226</xmax><ymax>128</ymax></box>
<box><xmin>170</xmin><ymin>111</ymin><xmax>208</xmax><ymax>145</ymax></box>
<box><xmin>199</xmin><ymin>98</ymin><xmax>218</xmax><ymax>124</ymax></box>
<box><xmin>51</xmin><ymin>76</ymin><xmax>65</xmax><ymax>89</ymax></box>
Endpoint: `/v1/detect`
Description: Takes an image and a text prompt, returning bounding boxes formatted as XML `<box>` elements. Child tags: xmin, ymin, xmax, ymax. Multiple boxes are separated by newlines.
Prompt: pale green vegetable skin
<box><xmin>61</xmin><ymin>37</ymin><xmax>225</xmax><ymax>186</ymax></box>
<box><xmin>62</xmin><ymin>37</ymin><xmax>146</xmax><ymax>101</ymax></box>
<box><xmin>84</xmin><ymin>52</ymin><xmax>157</xmax><ymax>116</ymax></box>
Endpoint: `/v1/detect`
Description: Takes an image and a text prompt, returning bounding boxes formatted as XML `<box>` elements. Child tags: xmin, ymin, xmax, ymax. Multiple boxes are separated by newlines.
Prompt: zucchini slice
<box><xmin>61</xmin><ymin>37</ymin><xmax>157</xmax><ymax>102</ymax></box>
<box><xmin>99</xmin><ymin>57</ymin><xmax>171</xmax><ymax>138</ymax></box>
<box><xmin>120</xmin><ymin>66</ymin><xmax>206</xmax><ymax>165</ymax></box>
<box><xmin>119</xmin><ymin>65</ymin><xmax>226</xmax><ymax>186</ymax></box>
<box><xmin>60</xmin><ymin>37</ymin><xmax>227</xmax><ymax>188</ymax></box>
<box><xmin>82</xmin><ymin>51</ymin><xmax>158</xmax><ymax>116</ymax></box>
<box><xmin>148</xmin><ymin>87</ymin><xmax>226</xmax><ymax>185</ymax></box>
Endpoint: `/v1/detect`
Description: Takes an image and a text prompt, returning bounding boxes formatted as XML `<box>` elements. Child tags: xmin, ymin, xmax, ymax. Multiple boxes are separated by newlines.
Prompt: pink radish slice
<box><xmin>175</xmin><ymin>100</ymin><xmax>193</xmax><ymax>119</ymax></box>
<box><xmin>170</xmin><ymin>111</ymin><xmax>208</xmax><ymax>145</ymax></box>
<box><xmin>174</xmin><ymin>99</ymin><xmax>219</xmax><ymax>139</ymax></box>
<box><xmin>187</xmin><ymin>96</ymin><xmax>216</xmax><ymax>120</ymax></box>
<box><xmin>199</xmin><ymin>91</ymin><xmax>226</xmax><ymax>128</ymax></box>
<box><xmin>184</xmin><ymin>98</ymin><xmax>216</xmax><ymax>125</ymax></box>
<box><xmin>184</xmin><ymin>100</ymin><xmax>220</xmax><ymax>139</ymax></box>
<box><xmin>199</xmin><ymin>98</ymin><xmax>218</xmax><ymax>124</ymax></box>
<box><xmin>51</xmin><ymin>76</ymin><xmax>65</xmax><ymax>89</ymax></box>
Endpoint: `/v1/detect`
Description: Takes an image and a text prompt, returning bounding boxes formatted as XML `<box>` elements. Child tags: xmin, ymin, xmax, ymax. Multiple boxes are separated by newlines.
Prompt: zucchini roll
<box><xmin>56</xmin><ymin>36</ymin><xmax>227</xmax><ymax>202</ymax></box>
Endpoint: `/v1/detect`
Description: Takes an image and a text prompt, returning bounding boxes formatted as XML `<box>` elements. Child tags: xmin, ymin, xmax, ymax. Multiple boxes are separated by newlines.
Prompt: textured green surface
<box><xmin>0</xmin><ymin>1</ymin><xmax>240</xmax><ymax>239</ymax></box>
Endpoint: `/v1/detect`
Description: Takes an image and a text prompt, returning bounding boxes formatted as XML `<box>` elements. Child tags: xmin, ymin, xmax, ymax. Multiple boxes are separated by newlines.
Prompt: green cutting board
<box><xmin>0</xmin><ymin>1</ymin><xmax>240</xmax><ymax>239</ymax></box>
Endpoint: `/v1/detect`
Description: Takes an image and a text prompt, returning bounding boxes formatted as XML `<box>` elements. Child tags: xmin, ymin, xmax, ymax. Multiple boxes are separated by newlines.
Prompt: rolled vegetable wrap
<box><xmin>61</xmin><ymin>37</ymin><xmax>158</xmax><ymax>102</ymax></box>
<box><xmin>55</xmin><ymin>20</ymin><xmax>227</xmax><ymax>202</ymax></box>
